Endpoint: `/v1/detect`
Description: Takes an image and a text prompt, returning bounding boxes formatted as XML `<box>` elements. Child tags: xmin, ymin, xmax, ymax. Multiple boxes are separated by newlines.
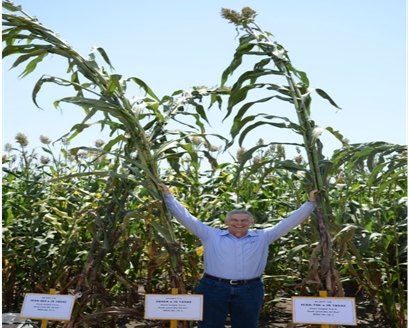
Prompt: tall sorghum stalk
<box><xmin>221</xmin><ymin>7</ymin><xmax>344</xmax><ymax>296</ymax></box>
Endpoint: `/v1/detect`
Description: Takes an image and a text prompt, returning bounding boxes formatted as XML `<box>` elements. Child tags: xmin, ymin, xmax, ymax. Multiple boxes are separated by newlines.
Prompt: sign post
<box><xmin>170</xmin><ymin>288</ymin><xmax>178</xmax><ymax>328</ymax></box>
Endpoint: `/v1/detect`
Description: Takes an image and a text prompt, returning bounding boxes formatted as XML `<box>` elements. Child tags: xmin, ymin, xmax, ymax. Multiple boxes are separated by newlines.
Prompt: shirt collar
<box><xmin>221</xmin><ymin>229</ymin><xmax>258</xmax><ymax>238</ymax></box>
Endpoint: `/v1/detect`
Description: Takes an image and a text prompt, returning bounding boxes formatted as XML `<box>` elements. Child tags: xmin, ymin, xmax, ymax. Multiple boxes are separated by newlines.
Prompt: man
<box><xmin>158</xmin><ymin>183</ymin><xmax>317</xmax><ymax>328</ymax></box>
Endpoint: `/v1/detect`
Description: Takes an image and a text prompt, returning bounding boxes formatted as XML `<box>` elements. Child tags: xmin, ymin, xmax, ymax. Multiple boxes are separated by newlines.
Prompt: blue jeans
<box><xmin>196</xmin><ymin>276</ymin><xmax>264</xmax><ymax>328</ymax></box>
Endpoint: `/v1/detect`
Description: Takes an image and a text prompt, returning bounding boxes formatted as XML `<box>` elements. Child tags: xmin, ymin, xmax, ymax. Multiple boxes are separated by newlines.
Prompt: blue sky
<box><xmin>2</xmin><ymin>0</ymin><xmax>406</xmax><ymax>162</ymax></box>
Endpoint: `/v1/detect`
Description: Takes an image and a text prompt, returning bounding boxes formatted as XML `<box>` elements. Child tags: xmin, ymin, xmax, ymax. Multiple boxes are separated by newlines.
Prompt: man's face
<box><xmin>225</xmin><ymin>213</ymin><xmax>254</xmax><ymax>238</ymax></box>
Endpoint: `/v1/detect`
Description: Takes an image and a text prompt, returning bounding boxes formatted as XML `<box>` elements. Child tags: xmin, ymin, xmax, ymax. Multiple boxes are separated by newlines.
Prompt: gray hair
<box><xmin>226</xmin><ymin>209</ymin><xmax>253</xmax><ymax>221</ymax></box>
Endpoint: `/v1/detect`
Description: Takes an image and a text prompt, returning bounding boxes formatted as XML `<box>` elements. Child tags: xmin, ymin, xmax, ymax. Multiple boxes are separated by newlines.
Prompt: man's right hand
<box><xmin>157</xmin><ymin>183</ymin><xmax>171</xmax><ymax>194</ymax></box>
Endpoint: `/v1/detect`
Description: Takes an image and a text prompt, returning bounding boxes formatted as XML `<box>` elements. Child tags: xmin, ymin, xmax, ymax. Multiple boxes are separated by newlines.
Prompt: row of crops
<box><xmin>2</xmin><ymin>3</ymin><xmax>407</xmax><ymax>327</ymax></box>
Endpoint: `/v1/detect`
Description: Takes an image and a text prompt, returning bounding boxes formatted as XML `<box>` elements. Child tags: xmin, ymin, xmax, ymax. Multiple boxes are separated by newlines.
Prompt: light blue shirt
<box><xmin>165</xmin><ymin>194</ymin><xmax>316</xmax><ymax>280</ymax></box>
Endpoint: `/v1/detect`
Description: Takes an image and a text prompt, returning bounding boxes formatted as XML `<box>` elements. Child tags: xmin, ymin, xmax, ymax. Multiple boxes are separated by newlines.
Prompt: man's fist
<box><xmin>157</xmin><ymin>183</ymin><xmax>171</xmax><ymax>194</ymax></box>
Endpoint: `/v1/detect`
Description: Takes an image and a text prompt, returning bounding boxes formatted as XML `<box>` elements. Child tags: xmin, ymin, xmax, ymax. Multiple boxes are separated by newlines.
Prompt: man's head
<box><xmin>225</xmin><ymin>210</ymin><xmax>254</xmax><ymax>238</ymax></box>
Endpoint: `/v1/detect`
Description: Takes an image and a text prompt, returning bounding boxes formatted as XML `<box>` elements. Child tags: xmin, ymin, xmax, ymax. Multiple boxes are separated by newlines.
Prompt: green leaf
<box><xmin>221</xmin><ymin>43</ymin><xmax>257</xmax><ymax>86</ymax></box>
<box><xmin>18</xmin><ymin>51</ymin><xmax>48</xmax><ymax>78</ymax></box>
<box><xmin>2</xmin><ymin>2</ymin><xmax>23</xmax><ymax>11</ymax></box>
<box><xmin>287</xmin><ymin>244</ymin><xmax>308</xmax><ymax>262</ymax></box>
<box><xmin>238</xmin><ymin>118</ymin><xmax>303</xmax><ymax>147</ymax></box>
<box><xmin>325</xmin><ymin>126</ymin><xmax>348</xmax><ymax>147</ymax></box>
<box><xmin>153</xmin><ymin>140</ymin><xmax>179</xmax><ymax>160</ymax></box>
<box><xmin>227</xmin><ymin>83</ymin><xmax>290</xmax><ymax>113</ymax></box>
<box><xmin>90</xmin><ymin>46</ymin><xmax>114</xmax><ymax>69</ymax></box>
<box><xmin>231</xmin><ymin>69</ymin><xmax>283</xmax><ymax>95</ymax></box>
<box><xmin>314</xmin><ymin>88</ymin><xmax>342</xmax><ymax>109</ymax></box>
<box><xmin>288</xmin><ymin>63</ymin><xmax>310</xmax><ymax>88</ymax></box>
<box><xmin>276</xmin><ymin>160</ymin><xmax>308</xmax><ymax>172</ymax></box>
<box><xmin>125</xmin><ymin>77</ymin><xmax>160</xmax><ymax>102</ymax></box>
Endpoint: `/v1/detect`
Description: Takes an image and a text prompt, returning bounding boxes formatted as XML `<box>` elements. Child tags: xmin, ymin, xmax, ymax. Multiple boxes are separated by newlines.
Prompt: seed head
<box><xmin>77</xmin><ymin>151</ymin><xmax>89</xmax><ymax>159</ymax></box>
<box><xmin>40</xmin><ymin>156</ymin><xmax>50</xmax><ymax>164</ymax></box>
<box><xmin>294</xmin><ymin>155</ymin><xmax>303</xmax><ymax>164</ymax></box>
<box><xmin>192</xmin><ymin>137</ymin><xmax>203</xmax><ymax>146</ymax></box>
<box><xmin>241</xmin><ymin>7</ymin><xmax>257</xmax><ymax>20</ymax></box>
<box><xmin>276</xmin><ymin>144</ymin><xmax>285</xmax><ymax>159</ymax></box>
<box><xmin>209</xmin><ymin>145</ymin><xmax>219</xmax><ymax>152</ymax></box>
<box><xmin>336</xmin><ymin>176</ymin><xmax>346</xmax><ymax>184</ymax></box>
<box><xmin>236</xmin><ymin>147</ymin><xmax>247</xmax><ymax>161</ymax></box>
<box><xmin>4</xmin><ymin>143</ymin><xmax>12</xmax><ymax>152</ymax></box>
<box><xmin>15</xmin><ymin>132</ymin><xmax>29</xmax><ymax>147</ymax></box>
<box><xmin>95</xmin><ymin>139</ymin><xmax>105</xmax><ymax>148</ymax></box>
<box><xmin>221</xmin><ymin>8</ymin><xmax>241</xmax><ymax>25</ymax></box>
<box><xmin>221</xmin><ymin>7</ymin><xmax>257</xmax><ymax>26</ymax></box>
<box><xmin>40</xmin><ymin>135</ymin><xmax>51</xmax><ymax>145</ymax></box>
<box><xmin>252</xmin><ymin>155</ymin><xmax>262</xmax><ymax>164</ymax></box>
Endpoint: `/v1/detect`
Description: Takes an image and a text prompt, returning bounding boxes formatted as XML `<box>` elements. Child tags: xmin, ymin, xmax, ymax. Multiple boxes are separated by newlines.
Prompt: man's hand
<box><xmin>157</xmin><ymin>183</ymin><xmax>171</xmax><ymax>195</ymax></box>
<box><xmin>308</xmin><ymin>190</ymin><xmax>318</xmax><ymax>202</ymax></box>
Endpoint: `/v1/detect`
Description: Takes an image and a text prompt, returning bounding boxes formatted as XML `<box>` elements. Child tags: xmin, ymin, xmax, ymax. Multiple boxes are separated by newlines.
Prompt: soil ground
<box><xmin>125</xmin><ymin>296</ymin><xmax>392</xmax><ymax>328</ymax></box>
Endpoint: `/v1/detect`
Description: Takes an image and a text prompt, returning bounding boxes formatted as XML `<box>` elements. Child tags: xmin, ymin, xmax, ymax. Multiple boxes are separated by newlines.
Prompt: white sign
<box><xmin>145</xmin><ymin>294</ymin><xmax>203</xmax><ymax>320</ymax></box>
<box><xmin>292</xmin><ymin>296</ymin><xmax>357</xmax><ymax>325</ymax></box>
<box><xmin>20</xmin><ymin>293</ymin><xmax>75</xmax><ymax>321</ymax></box>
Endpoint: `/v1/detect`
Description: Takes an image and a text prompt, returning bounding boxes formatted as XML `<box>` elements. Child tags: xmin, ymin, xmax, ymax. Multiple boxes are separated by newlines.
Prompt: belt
<box><xmin>203</xmin><ymin>274</ymin><xmax>261</xmax><ymax>285</ymax></box>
